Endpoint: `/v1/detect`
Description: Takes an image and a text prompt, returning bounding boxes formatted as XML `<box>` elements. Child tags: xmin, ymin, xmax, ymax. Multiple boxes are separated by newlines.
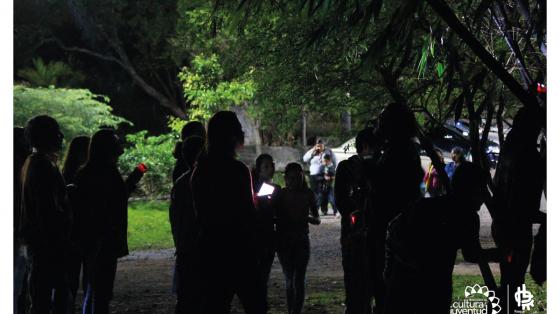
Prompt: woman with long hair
<box><xmin>252</xmin><ymin>153</ymin><xmax>281</xmax><ymax>310</ymax></box>
<box><xmin>276</xmin><ymin>162</ymin><xmax>320</xmax><ymax>314</ymax></box>
<box><xmin>62</xmin><ymin>135</ymin><xmax>90</xmax><ymax>312</ymax></box>
<box><xmin>190</xmin><ymin>111</ymin><xmax>265</xmax><ymax>313</ymax></box>
<box><xmin>74</xmin><ymin>129</ymin><xmax>143</xmax><ymax>314</ymax></box>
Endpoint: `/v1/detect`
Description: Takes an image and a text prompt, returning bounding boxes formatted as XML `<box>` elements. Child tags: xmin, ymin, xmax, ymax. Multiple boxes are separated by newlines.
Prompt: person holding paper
<box><xmin>251</xmin><ymin>154</ymin><xmax>281</xmax><ymax>311</ymax></box>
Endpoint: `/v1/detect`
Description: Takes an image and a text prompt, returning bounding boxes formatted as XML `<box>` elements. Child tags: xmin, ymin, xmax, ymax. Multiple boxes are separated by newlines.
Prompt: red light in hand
<box><xmin>137</xmin><ymin>163</ymin><xmax>148</xmax><ymax>173</ymax></box>
<box><xmin>351</xmin><ymin>214</ymin><xmax>357</xmax><ymax>225</ymax></box>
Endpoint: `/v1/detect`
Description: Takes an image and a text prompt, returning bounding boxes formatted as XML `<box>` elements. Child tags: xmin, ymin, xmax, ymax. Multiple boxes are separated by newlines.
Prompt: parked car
<box><xmin>332</xmin><ymin>121</ymin><xmax>501</xmax><ymax>169</ymax></box>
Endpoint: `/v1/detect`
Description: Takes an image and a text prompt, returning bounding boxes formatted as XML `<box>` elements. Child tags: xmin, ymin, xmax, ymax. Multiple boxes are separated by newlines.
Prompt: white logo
<box><xmin>514</xmin><ymin>284</ymin><xmax>534</xmax><ymax>311</ymax></box>
<box><xmin>450</xmin><ymin>284</ymin><xmax>501</xmax><ymax>314</ymax></box>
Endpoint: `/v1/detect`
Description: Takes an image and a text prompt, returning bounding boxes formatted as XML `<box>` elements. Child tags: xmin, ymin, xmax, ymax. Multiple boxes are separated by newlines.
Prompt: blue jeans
<box><xmin>82</xmin><ymin>257</ymin><xmax>117</xmax><ymax>314</ymax></box>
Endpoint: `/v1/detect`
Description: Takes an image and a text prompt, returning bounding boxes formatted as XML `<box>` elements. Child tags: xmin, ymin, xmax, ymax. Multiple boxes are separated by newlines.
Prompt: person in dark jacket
<box><xmin>492</xmin><ymin>106</ymin><xmax>545</xmax><ymax>311</ymax></box>
<box><xmin>170</xmin><ymin>136</ymin><xmax>204</xmax><ymax>314</ymax></box>
<box><xmin>62</xmin><ymin>135</ymin><xmax>91</xmax><ymax>313</ymax></box>
<box><xmin>251</xmin><ymin>154</ymin><xmax>281</xmax><ymax>310</ymax></box>
<box><xmin>367</xmin><ymin>103</ymin><xmax>424</xmax><ymax>313</ymax></box>
<box><xmin>20</xmin><ymin>115</ymin><xmax>70</xmax><ymax>314</ymax></box>
<box><xmin>190</xmin><ymin>111</ymin><xmax>265</xmax><ymax>313</ymax></box>
<box><xmin>384</xmin><ymin>162</ymin><xmax>501</xmax><ymax>314</ymax></box>
<box><xmin>172</xmin><ymin>121</ymin><xmax>206</xmax><ymax>182</ymax></box>
<box><xmin>14</xmin><ymin>127</ymin><xmax>31</xmax><ymax>314</ymax></box>
<box><xmin>74</xmin><ymin>129</ymin><xmax>144</xmax><ymax>314</ymax></box>
<box><xmin>276</xmin><ymin>163</ymin><xmax>320</xmax><ymax>314</ymax></box>
<box><xmin>169</xmin><ymin>121</ymin><xmax>205</xmax><ymax>296</ymax></box>
<box><xmin>334</xmin><ymin>127</ymin><xmax>378</xmax><ymax>314</ymax></box>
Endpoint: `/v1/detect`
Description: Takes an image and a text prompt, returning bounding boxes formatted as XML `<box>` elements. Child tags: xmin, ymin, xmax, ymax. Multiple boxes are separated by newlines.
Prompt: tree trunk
<box><xmin>302</xmin><ymin>108</ymin><xmax>307</xmax><ymax>146</ymax></box>
<box><xmin>340</xmin><ymin>111</ymin><xmax>351</xmax><ymax>134</ymax></box>
<box><xmin>255</xmin><ymin>118</ymin><xmax>263</xmax><ymax>156</ymax></box>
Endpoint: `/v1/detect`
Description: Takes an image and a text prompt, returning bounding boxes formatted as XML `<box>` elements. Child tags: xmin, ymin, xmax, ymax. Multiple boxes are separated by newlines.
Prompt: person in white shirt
<box><xmin>302</xmin><ymin>138</ymin><xmax>337</xmax><ymax>215</ymax></box>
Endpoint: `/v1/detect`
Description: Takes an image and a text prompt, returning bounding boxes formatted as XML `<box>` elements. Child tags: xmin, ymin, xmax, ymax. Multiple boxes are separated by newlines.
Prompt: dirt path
<box><xmin>102</xmin><ymin>216</ymin><xmax>508</xmax><ymax>313</ymax></box>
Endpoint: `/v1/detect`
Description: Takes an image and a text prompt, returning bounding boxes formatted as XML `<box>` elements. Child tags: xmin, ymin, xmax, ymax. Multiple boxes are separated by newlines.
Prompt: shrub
<box><xmin>14</xmin><ymin>85</ymin><xmax>130</xmax><ymax>142</ymax></box>
<box><xmin>119</xmin><ymin>130</ymin><xmax>177</xmax><ymax>198</ymax></box>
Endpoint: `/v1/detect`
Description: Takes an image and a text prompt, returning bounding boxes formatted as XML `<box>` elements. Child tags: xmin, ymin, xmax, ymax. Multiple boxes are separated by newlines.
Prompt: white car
<box><xmin>331</xmin><ymin>138</ymin><xmax>357</xmax><ymax>165</ymax></box>
<box><xmin>332</xmin><ymin>137</ymin><xmax>449</xmax><ymax>172</ymax></box>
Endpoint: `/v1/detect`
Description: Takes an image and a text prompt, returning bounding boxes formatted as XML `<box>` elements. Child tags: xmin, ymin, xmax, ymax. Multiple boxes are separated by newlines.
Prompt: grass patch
<box><xmin>128</xmin><ymin>200</ymin><xmax>173</xmax><ymax>251</ymax></box>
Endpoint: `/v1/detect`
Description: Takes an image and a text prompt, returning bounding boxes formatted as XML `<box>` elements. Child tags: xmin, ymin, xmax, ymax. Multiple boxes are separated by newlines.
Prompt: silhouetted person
<box><xmin>251</xmin><ymin>154</ymin><xmax>281</xmax><ymax>311</ymax></box>
<box><xmin>492</xmin><ymin>106</ymin><xmax>545</xmax><ymax>311</ymax></box>
<box><xmin>172</xmin><ymin>121</ymin><xmax>206</xmax><ymax>182</ymax></box>
<box><xmin>335</xmin><ymin>127</ymin><xmax>377</xmax><ymax>314</ymax></box>
<box><xmin>20</xmin><ymin>115</ymin><xmax>70</xmax><ymax>314</ymax></box>
<box><xmin>276</xmin><ymin>163</ymin><xmax>320</xmax><ymax>314</ymax></box>
<box><xmin>318</xmin><ymin>154</ymin><xmax>337</xmax><ymax>216</ymax></box>
<box><xmin>170</xmin><ymin>136</ymin><xmax>205</xmax><ymax>314</ymax></box>
<box><xmin>190</xmin><ymin>111</ymin><xmax>265</xmax><ymax>313</ymax></box>
<box><xmin>74</xmin><ymin>129</ymin><xmax>144</xmax><ymax>314</ymax></box>
<box><xmin>367</xmin><ymin>103</ymin><xmax>424</xmax><ymax>312</ymax></box>
<box><xmin>14</xmin><ymin>127</ymin><xmax>31</xmax><ymax>314</ymax></box>
<box><xmin>62</xmin><ymin>135</ymin><xmax>91</xmax><ymax>313</ymax></box>
<box><xmin>384</xmin><ymin>162</ymin><xmax>500</xmax><ymax>314</ymax></box>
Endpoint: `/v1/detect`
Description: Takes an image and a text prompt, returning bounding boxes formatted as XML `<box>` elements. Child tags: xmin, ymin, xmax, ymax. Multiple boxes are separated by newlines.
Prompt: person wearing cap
<box><xmin>303</xmin><ymin>138</ymin><xmax>337</xmax><ymax>215</ymax></box>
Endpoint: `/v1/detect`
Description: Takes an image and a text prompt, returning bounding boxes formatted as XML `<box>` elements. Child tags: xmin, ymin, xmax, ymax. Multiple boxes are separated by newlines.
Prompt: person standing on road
<box><xmin>190</xmin><ymin>111</ymin><xmax>265</xmax><ymax>313</ymax></box>
<box><xmin>335</xmin><ymin>127</ymin><xmax>378</xmax><ymax>314</ymax></box>
<box><xmin>251</xmin><ymin>154</ymin><xmax>281</xmax><ymax>311</ymax></box>
<box><xmin>318</xmin><ymin>154</ymin><xmax>337</xmax><ymax>217</ymax></box>
<box><xmin>170</xmin><ymin>136</ymin><xmax>205</xmax><ymax>314</ymax></box>
<box><xmin>20</xmin><ymin>115</ymin><xmax>70</xmax><ymax>314</ymax></box>
<box><xmin>62</xmin><ymin>135</ymin><xmax>91</xmax><ymax>313</ymax></box>
<box><xmin>384</xmin><ymin>162</ymin><xmax>501</xmax><ymax>314</ymax></box>
<box><xmin>14</xmin><ymin>127</ymin><xmax>31</xmax><ymax>314</ymax></box>
<box><xmin>492</xmin><ymin>107</ymin><xmax>545</xmax><ymax>312</ymax></box>
<box><xmin>303</xmin><ymin>138</ymin><xmax>337</xmax><ymax>215</ymax></box>
<box><xmin>74</xmin><ymin>129</ymin><xmax>145</xmax><ymax>314</ymax></box>
<box><xmin>276</xmin><ymin>163</ymin><xmax>320</xmax><ymax>314</ymax></box>
<box><xmin>367</xmin><ymin>103</ymin><xmax>424</xmax><ymax>313</ymax></box>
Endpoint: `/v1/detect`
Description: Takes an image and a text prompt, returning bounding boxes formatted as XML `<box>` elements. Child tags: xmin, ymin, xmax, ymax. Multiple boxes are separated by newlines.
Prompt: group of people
<box><xmin>168</xmin><ymin>111</ymin><xmax>321</xmax><ymax>314</ymax></box>
<box><xmin>14</xmin><ymin>116</ymin><xmax>146</xmax><ymax>314</ymax></box>
<box><xmin>13</xmin><ymin>101</ymin><xmax>545</xmax><ymax>314</ymax></box>
<box><xmin>334</xmin><ymin>103</ymin><xmax>545</xmax><ymax>314</ymax></box>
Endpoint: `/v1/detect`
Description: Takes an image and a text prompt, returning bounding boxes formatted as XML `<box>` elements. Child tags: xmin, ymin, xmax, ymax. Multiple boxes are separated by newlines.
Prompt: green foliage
<box><xmin>13</xmin><ymin>85</ymin><xmax>130</xmax><ymax>142</ymax></box>
<box><xmin>178</xmin><ymin>53</ymin><xmax>255</xmax><ymax>121</ymax></box>
<box><xmin>17</xmin><ymin>58</ymin><xmax>85</xmax><ymax>88</ymax></box>
<box><xmin>119</xmin><ymin>130</ymin><xmax>177</xmax><ymax>197</ymax></box>
<box><xmin>127</xmin><ymin>200</ymin><xmax>173</xmax><ymax>251</ymax></box>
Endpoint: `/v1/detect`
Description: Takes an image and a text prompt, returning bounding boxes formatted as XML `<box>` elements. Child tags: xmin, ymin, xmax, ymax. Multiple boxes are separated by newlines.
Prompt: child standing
<box><xmin>319</xmin><ymin>154</ymin><xmax>338</xmax><ymax>216</ymax></box>
<box><xmin>276</xmin><ymin>163</ymin><xmax>321</xmax><ymax>314</ymax></box>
